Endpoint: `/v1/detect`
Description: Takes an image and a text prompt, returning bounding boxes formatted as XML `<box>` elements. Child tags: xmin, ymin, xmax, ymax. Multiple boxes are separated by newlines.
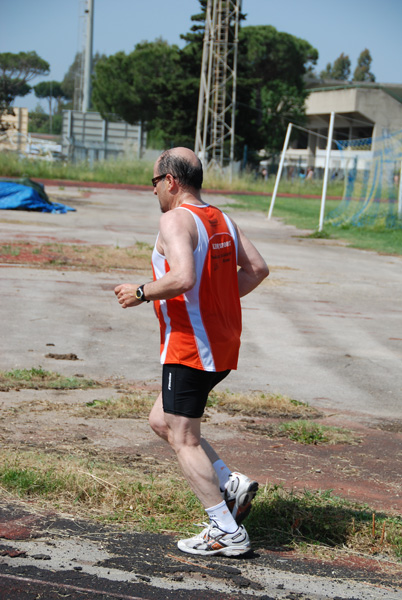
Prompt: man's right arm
<box><xmin>236</xmin><ymin>226</ymin><xmax>269</xmax><ymax>297</ymax></box>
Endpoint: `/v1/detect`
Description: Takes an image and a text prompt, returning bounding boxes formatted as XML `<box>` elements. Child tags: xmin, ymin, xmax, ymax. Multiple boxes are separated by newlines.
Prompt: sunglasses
<box><xmin>152</xmin><ymin>174</ymin><xmax>176</xmax><ymax>187</ymax></box>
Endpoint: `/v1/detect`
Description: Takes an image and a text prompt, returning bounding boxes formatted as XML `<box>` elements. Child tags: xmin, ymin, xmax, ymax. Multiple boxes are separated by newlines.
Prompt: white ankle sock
<box><xmin>206</xmin><ymin>500</ymin><xmax>238</xmax><ymax>534</ymax></box>
<box><xmin>212</xmin><ymin>459</ymin><xmax>231</xmax><ymax>491</ymax></box>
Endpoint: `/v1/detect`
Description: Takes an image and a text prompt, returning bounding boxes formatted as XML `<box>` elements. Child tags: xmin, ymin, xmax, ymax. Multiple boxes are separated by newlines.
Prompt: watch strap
<box><xmin>136</xmin><ymin>284</ymin><xmax>150</xmax><ymax>302</ymax></box>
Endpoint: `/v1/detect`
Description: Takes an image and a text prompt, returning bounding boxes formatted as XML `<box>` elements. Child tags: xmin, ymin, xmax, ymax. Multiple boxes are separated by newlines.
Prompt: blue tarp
<box><xmin>0</xmin><ymin>179</ymin><xmax>75</xmax><ymax>214</ymax></box>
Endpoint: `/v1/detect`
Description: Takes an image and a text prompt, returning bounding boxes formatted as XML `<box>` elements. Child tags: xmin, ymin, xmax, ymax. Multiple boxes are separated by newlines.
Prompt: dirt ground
<box><xmin>1</xmin><ymin>383</ymin><xmax>402</xmax><ymax>600</ymax></box>
<box><xmin>1</xmin><ymin>383</ymin><xmax>402</xmax><ymax>516</ymax></box>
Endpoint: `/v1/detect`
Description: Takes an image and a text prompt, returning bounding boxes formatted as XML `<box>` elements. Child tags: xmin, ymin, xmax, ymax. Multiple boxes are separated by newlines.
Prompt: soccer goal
<box><xmin>267</xmin><ymin>118</ymin><xmax>402</xmax><ymax>231</ymax></box>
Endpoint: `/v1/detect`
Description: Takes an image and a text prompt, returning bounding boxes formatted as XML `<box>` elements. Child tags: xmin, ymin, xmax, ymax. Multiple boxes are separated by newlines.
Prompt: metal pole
<box><xmin>229</xmin><ymin>0</ymin><xmax>240</xmax><ymax>183</ymax></box>
<box><xmin>200</xmin><ymin>0</ymin><xmax>216</xmax><ymax>166</ymax></box>
<box><xmin>267</xmin><ymin>122</ymin><xmax>292</xmax><ymax>220</ymax></box>
<box><xmin>195</xmin><ymin>0</ymin><xmax>212</xmax><ymax>159</ymax></box>
<box><xmin>82</xmin><ymin>0</ymin><xmax>94</xmax><ymax>113</ymax></box>
<box><xmin>318</xmin><ymin>111</ymin><xmax>335</xmax><ymax>232</ymax></box>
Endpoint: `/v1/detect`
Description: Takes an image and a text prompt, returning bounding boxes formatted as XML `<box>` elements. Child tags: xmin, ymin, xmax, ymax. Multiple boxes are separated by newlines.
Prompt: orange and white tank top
<box><xmin>152</xmin><ymin>203</ymin><xmax>241</xmax><ymax>372</ymax></box>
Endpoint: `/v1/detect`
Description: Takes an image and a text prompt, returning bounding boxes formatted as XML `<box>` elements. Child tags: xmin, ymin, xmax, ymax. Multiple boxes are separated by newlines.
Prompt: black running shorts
<box><xmin>162</xmin><ymin>364</ymin><xmax>231</xmax><ymax>419</ymax></box>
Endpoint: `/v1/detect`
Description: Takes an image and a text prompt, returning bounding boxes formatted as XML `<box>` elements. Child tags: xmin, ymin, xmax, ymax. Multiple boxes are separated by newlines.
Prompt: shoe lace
<box><xmin>195</xmin><ymin>521</ymin><xmax>223</xmax><ymax>542</ymax></box>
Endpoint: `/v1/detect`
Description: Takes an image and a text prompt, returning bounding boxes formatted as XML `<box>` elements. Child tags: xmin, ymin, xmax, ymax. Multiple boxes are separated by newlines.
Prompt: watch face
<box><xmin>136</xmin><ymin>287</ymin><xmax>143</xmax><ymax>300</ymax></box>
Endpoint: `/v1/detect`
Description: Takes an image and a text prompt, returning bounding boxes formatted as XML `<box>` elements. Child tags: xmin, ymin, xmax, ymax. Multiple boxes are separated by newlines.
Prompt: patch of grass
<box><xmin>277</xmin><ymin>420</ymin><xmax>356</xmax><ymax>445</ymax></box>
<box><xmin>227</xmin><ymin>194</ymin><xmax>340</xmax><ymax>229</ymax></box>
<box><xmin>227</xmin><ymin>195</ymin><xmax>402</xmax><ymax>255</ymax></box>
<box><xmin>247</xmin><ymin>485</ymin><xmax>402</xmax><ymax>560</ymax></box>
<box><xmin>0</xmin><ymin>241</ymin><xmax>153</xmax><ymax>271</ymax></box>
<box><xmin>0</xmin><ymin>463</ymin><xmax>67</xmax><ymax>497</ymax></box>
<box><xmin>0</xmin><ymin>449</ymin><xmax>203</xmax><ymax>535</ymax></box>
<box><xmin>0</xmin><ymin>449</ymin><xmax>400</xmax><ymax>560</ymax></box>
<box><xmin>242</xmin><ymin>419</ymin><xmax>360</xmax><ymax>446</ymax></box>
<box><xmin>0</xmin><ymin>367</ymin><xmax>98</xmax><ymax>390</ymax></box>
<box><xmin>0</xmin><ymin>153</ymin><xmax>155</xmax><ymax>186</ymax></box>
<box><xmin>323</xmin><ymin>222</ymin><xmax>402</xmax><ymax>255</ymax></box>
<box><xmin>0</xmin><ymin>150</ymin><xmax>345</xmax><ymax>195</ymax></box>
<box><xmin>82</xmin><ymin>392</ymin><xmax>155</xmax><ymax>419</ymax></box>
<box><xmin>207</xmin><ymin>390</ymin><xmax>321</xmax><ymax>419</ymax></box>
<box><xmin>0</xmin><ymin>244</ymin><xmax>20</xmax><ymax>256</ymax></box>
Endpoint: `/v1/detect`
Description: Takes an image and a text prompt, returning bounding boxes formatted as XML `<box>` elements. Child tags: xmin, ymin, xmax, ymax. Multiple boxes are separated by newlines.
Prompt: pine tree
<box><xmin>353</xmin><ymin>49</ymin><xmax>375</xmax><ymax>82</ymax></box>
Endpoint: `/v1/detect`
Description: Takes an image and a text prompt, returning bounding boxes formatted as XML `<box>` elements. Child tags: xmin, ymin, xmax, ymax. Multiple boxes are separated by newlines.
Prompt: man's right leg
<box><xmin>149</xmin><ymin>393</ymin><xmax>258</xmax><ymax>524</ymax></box>
<box><xmin>149</xmin><ymin>393</ymin><xmax>224</xmax><ymax>506</ymax></box>
<box><xmin>149</xmin><ymin>393</ymin><xmax>221</xmax><ymax>455</ymax></box>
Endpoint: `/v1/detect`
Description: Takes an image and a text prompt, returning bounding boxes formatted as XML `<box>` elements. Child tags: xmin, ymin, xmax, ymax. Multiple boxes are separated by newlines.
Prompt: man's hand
<box><xmin>114</xmin><ymin>284</ymin><xmax>141</xmax><ymax>308</ymax></box>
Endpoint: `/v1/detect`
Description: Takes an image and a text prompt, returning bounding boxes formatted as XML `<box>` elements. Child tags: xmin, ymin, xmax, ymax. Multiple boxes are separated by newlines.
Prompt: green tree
<box><xmin>320</xmin><ymin>52</ymin><xmax>351</xmax><ymax>81</ymax></box>
<box><xmin>236</xmin><ymin>26</ymin><xmax>318</xmax><ymax>156</ymax></box>
<box><xmin>320</xmin><ymin>62</ymin><xmax>333</xmax><ymax>80</ymax></box>
<box><xmin>332</xmin><ymin>53</ymin><xmax>351</xmax><ymax>80</ymax></box>
<box><xmin>34</xmin><ymin>81</ymin><xmax>65</xmax><ymax>116</ymax></box>
<box><xmin>61</xmin><ymin>51</ymin><xmax>105</xmax><ymax>107</ymax></box>
<box><xmin>92</xmin><ymin>6</ymin><xmax>318</xmax><ymax>156</ymax></box>
<box><xmin>353</xmin><ymin>49</ymin><xmax>375</xmax><ymax>82</ymax></box>
<box><xmin>92</xmin><ymin>39</ymin><xmax>184</xmax><ymax>140</ymax></box>
<box><xmin>33</xmin><ymin>81</ymin><xmax>65</xmax><ymax>134</ymax></box>
<box><xmin>28</xmin><ymin>103</ymin><xmax>62</xmax><ymax>135</ymax></box>
<box><xmin>0</xmin><ymin>51</ymin><xmax>49</xmax><ymax>131</ymax></box>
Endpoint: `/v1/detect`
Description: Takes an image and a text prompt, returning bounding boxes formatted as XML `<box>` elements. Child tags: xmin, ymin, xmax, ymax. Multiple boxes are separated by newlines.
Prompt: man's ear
<box><xmin>165</xmin><ymin>174</ymin><xmax>177</xmax><ymax>190</ymax></box>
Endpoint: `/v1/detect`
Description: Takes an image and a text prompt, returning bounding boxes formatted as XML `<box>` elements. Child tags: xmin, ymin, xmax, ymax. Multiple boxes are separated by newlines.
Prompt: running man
<box><xmin>115</xmin><ymin>147</ymin><xmax>269</xmax><ymax>556</ymax></box>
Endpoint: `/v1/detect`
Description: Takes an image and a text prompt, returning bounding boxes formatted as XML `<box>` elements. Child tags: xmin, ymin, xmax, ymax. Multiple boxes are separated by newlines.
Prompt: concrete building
<box><xmin>286</xmin><ymin>82</ymin><xmax>402</xmax><ymax>173</ymax></box>
<box><xmin>0</xmin><ymin>107</ymin><xmax>29</xmax><ymax>153</ymax></box>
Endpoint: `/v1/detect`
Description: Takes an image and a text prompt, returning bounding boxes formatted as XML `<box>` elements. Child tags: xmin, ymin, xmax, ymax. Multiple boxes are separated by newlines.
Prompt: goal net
<box><xmin>325</xmin><ymin>129</ymin><xmax>402</xmax><ymax>229</ymax></box>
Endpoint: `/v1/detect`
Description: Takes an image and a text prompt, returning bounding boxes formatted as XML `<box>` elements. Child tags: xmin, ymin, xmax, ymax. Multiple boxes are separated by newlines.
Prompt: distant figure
<box><xmin>306</xmin><ymin>167</ymin><xmax>314</xmax><ymax>181</ymax></box>
<box><xmin>261</xmin><ymin>167</ymin><xmax>268</xmax><ymax>181</ymax></box>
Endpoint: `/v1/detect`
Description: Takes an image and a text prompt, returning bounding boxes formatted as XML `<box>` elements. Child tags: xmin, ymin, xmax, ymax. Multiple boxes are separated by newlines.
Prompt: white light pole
<box><xmin>82</xmin><ymin>0</ymin><xmax>94</xmax><ymax>113</ymax></box>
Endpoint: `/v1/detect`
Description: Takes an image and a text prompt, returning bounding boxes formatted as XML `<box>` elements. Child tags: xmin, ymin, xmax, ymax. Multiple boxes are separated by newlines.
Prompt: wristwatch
<box><xmin>135</xmin><ymin>284</ymin><xmax>150</xmax><ymax>302</ymax></box>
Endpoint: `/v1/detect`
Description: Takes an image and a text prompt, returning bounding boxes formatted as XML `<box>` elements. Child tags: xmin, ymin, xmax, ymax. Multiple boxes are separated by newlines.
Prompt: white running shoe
<box><xmin>224</xmin><ymin>472</ymin><xmax>259</xmax><ymax>524</ymax></box>
<box><xmin>177</xmin><ymin>522</ymin><xmax>251</xmax><ymax>556</ymax></box>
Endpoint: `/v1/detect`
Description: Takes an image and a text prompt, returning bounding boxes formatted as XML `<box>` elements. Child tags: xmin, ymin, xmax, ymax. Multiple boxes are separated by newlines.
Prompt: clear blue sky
<box><xmin>2</xmin><ymin>0</ymin><xmax>402</xmax><ymax>111</ymax></box>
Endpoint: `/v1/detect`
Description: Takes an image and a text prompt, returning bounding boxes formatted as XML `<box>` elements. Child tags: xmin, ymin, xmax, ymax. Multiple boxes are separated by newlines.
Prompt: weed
<box><xmin>0</xmin><ymin>244</ymin><xmax>20</xmax><ymax>256</ymax></box>
<box><xmin>0</xmin><ymin>368</ymin><xmax>98</xmax><ymax>390</ymax></box>
<box><xmin>278</xmin><ymin>420</ymin><xmax>355</xmax><ymax>445</ymax></box>
<box><xmin>207</xmin><ymin>390</ymin><xmax>321</xmax><ymax>419</ymax></box>
<box><xmin>306</xmin><ymin>230</ymin><xmax>332</xmax><ymax>239</ymax></box>
<box><xmin>247</xmin><ymin>485</ymin><xmax>402</xmax><ymax>559</ymax></box>
<box><xmin>82</xmin><ymin>392</ymin><xmax>154</xmax><ymax>419</ymax></box>
<box><xmin>281</xmin><ymin>420</ymin><xmax>329</xmax><ymax>444</ymax></box>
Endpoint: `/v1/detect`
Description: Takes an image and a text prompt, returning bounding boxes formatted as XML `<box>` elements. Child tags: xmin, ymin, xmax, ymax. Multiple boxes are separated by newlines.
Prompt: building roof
<box><xmin>306</xmin><ymin>81</ymin><xmax>402</xmax><ymax>105</ymax></box>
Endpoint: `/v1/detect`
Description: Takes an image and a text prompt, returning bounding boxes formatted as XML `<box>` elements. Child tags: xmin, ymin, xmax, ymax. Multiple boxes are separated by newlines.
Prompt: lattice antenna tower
<box><xmin>195</xmin><ymin>0</ymin><xmax>241</xmax><ymax>172</ymax></box>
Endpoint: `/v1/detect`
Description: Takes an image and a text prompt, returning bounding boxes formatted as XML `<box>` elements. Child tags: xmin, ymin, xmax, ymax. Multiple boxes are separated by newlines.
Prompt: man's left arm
<box><xmin>236</xmin><ymin>226</ymin><xmax>269</xmax><ymax>297</ymax></box>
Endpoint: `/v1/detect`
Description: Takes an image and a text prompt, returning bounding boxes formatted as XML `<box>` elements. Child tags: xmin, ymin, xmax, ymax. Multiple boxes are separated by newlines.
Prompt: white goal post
<box><xmin>267</xmin><ymin>114</ymin><xmax>336</xmax><ymax>230</ymax></box>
